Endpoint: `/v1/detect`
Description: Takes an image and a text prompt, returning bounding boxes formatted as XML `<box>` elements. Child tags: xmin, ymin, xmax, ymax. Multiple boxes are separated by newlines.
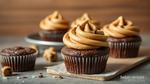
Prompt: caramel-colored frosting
<box><xmin>102</xmin><ymin>16</ymin><xmax>140</xmax><ymax>38</ymax></box>
<box><xmin>40</xmin><ymin>11</ymin><xmax>69</xmax><ymax>30</ymax></box>
<box><xmin>71</xmin><ymin>13</ymin><xmax>100</xmax><ymax>28</ymax></box>
<box><xmin>63</xmin><ymin>21</ymin><xmax>108</xmax><ymax>49</ymax></box>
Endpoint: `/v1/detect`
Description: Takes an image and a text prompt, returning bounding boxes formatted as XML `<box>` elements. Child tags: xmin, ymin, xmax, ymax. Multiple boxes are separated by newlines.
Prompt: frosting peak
<box><xmin>80</xmin><ymin>13</ymin><xmax>91</xmax><ymax>21</ymax></box>
<box><xmin>40</xmin><ymin>11</ymin><xmax>69</xmax><ymax>30</ymax></box>
<box><xmin>63</xmin><ymin>21</ymin><xmax>108</xmax><ymax>49</ymax></box>
<box><xmin>103</xmin><ymin>16</ymin><xmax>140</xmax><ymax>38</ymax></box>
<box><xmin>111</xmin><ymin>16</ymin><xmax>128</xmax><ymax>27</ymax></box>
<box><xmin>71</xmin><ymin>13</ymin><xmax>100</xmax><ymax>28</ymax></box>
<box><xmin>51</xmin><ymin>11</ymin><xmax>64</xmax><ymax>20</ymax></box>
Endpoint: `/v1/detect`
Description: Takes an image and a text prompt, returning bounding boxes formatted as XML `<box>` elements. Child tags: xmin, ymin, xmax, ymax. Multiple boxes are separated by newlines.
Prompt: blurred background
<box><xmin>0</xmin><ymin>0</ymin><xmax>149</xmax><ymax>36</ymax></box>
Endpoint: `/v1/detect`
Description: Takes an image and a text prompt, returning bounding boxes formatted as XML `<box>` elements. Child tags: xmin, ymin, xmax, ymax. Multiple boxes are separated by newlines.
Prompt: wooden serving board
<box><xmin>47</xmin><ymin>48</ymin><xmax>150</xmax><ymax>81</ymax></box>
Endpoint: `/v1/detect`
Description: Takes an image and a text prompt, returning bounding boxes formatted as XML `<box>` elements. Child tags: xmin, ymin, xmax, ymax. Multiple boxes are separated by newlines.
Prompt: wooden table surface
<box><xmin>0</xmin><ymin>0</ymin><xmax>150</xmax><ymax>36</ymax></box>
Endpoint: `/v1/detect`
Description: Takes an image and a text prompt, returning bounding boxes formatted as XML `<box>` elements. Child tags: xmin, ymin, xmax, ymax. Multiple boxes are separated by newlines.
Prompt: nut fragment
<box><xmin>1</xmin><ymin>66</ymin><xmax>12</xmax><ymax>76</ymax></box>
<box><xmin>29</xmin><ymin>45</ymin><xmax>39</xmax><ymax>52</ymax></box>
<box><xmin>43</xmin><ymin>47</ymin><xmax>57</xmax><ymax>63</ymax></box>
<box><xmin>52</xmin><ymin>75</ymin><xmax>63</xmax><ymax>79</ymax></box>
<box><xmin>38</xmin><ymin>73</ymin><xmax>44</xmax><ymax>78</ymax></box>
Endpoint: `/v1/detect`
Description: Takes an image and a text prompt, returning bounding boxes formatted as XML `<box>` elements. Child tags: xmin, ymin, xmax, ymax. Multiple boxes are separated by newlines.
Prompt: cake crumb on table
<box><xmin>52</xmin><ymin>75</ymin><xmax>63</xmax><ymax>79</ymax></box>
<box><xmin>38</xmin><ymin>73</ymin><xmax>44</xmax><ymax>78</ymax></box>
<box><xmin>1</xmin><ymin>66</ymin><xmax>12</xmax><ymax>76</ymax></box>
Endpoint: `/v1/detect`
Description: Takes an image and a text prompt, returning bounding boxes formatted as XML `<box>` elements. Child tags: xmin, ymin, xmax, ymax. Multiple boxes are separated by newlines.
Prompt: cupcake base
<box><xmin>107</xmin><ymin>36</ymin><xmax>142</xmax><ymax>58</ymax></box>
<box><xmin>61</xmin><ymin>47</ymin><xmax>109</xmax><ymax>74</ymax></box>
<box><xmin>0</xmin><ymin>51</ymin><xmax>38</xmax><ymax>72</ymax></box>
<box><xmin>39</xmin><ymin>30</ymin><xmax>68</xmax><ymax>42</ymax></box>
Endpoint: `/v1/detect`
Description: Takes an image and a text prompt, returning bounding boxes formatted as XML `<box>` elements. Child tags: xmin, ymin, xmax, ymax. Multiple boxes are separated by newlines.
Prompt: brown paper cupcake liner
<box><xmin>39</xmin><ymin>31</ymin><xmax>65</xmax><ymax>42</ymax></box>
<box><xmin>62</xmin><ymin>54</ymin><xmax>109</xmax><ymax>74</ymax></box>
<box><xmin>108</xmin><ymin>41</ymin><xmax>141</xmax><ymax>58</ymax></box>
<box><xmin>0</xmin><ymin>51</ymin><xmax>38</xmax><ymax>72</ymax></box>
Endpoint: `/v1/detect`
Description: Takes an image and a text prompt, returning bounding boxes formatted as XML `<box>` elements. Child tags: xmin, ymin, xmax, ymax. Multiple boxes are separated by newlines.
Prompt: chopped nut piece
<box><xmin>52</xmin><ymin>75</ymin><xmax>63</xmax><ymax>79</ymax></box>
<box><xmin>29</xmin><ymin>45</ymin><xmax>39</xmax><ymax>52</ymax></box>
<box><xmin>43</xmin><ymin>47</ymin><xmax>57</xmax><ymax>63</ymax></box>
<box><xmin>22</xmin><ymin>76</ymin><xmax>28</xmax><ymax>79</ymax></box>
<box><xmin>1</xmin><ymin>66</ymin><xmax>12</xmax><ymax>76</ymax></box>
<box><xmin>38</xmin><ymin>73</ymin><xmax>44</xmax><ymax>78</ymax></box>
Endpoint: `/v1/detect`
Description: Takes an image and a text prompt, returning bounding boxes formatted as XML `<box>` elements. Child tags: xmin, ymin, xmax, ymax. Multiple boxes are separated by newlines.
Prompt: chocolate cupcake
<box><xmin>0</xmin><ymin>46</ymin><xmax>38</xmax><ymax>72</ymax></box>
<box><xmin>102</xmin><ymin>16</ymin><xmax>142</xmax><ymax>58</ymax></box>
<box><xmin>61</xmin><ymin>21</ymin><xmax>109</xmax><ymax>74</ymax></box>
<box><xmin>39</xmin><ymin>11</ymin><xmax>69</xmax><ymax>42</ymax></box>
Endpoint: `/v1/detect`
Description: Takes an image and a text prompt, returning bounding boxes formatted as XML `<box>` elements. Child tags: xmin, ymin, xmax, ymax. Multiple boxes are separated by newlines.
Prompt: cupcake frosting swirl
<box><xmin>40</xmin><ymin>11</ymin><xmax>69</xmax><ymax>30</ymax></box>
<box><xmin>71</xmin><ymin>13</ymin><xmax>100</xmax><ymax>28</ymax></box>
<box><xmin>63</xmin><ymin>21</ymin><xmax>108</xmax><ymax>49</ymax></box>
<box><xmin>103</xmin><ymin>16</ymin><xmax>140</xmax><ymax>38</ymax></box>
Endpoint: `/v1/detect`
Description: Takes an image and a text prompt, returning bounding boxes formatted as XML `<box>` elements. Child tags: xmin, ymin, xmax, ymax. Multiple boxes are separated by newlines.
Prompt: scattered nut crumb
<box><xmin>29</xmin><ymin>45</ymin><xmax>39</xmax><ymax>54</ymax></box>
<box><xmin>52</xmin><ymin>75</ymin><xmax>63</xmax><ymax>79</ymax></box>
<box><xmin>16</xmin><ymin>76</ymin><xmax>28</xmax><ymax>79</ymax></box>
<box><xmin>43</xmin><ymin>47</ymin><xmax>57</xmax><ymax>63</ymax></box>
<box><xmin>22</xmin><ymin>76</ymin><xmax>28</xmax><ymax>79</ymax></box>
<box><xmin>38</xmin><ymin>73</ymin><xmax>44</xmax><ymax>78</ymax></box>
<box><xmin>29</xmin><ymin>45</ymin><xmax>39</xmax><ymax>52</ymax></box>
<box><xmin>1</xmin><ymin>66</ymin><xmax>12</xmax><ymax>76</ymax></box>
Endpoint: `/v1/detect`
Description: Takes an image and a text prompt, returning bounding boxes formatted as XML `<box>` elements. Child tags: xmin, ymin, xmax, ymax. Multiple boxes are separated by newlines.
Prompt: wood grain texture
<box><xmin>0</xmin><ymin>0</ymin><xmax>150</xmax><ymax>36</ymax></box>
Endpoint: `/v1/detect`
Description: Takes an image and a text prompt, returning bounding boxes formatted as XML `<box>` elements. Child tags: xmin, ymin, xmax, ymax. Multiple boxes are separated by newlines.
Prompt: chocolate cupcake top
<box><xmin>0</xmin><ymin>46</ymin><xmax>36</xmax><ymax>56</ymax></box>
<box><xmin>40</xmin><ymin>11</ymin><xmax>69</xmax><ymax>30</ymax></box>
<box><xmin>71</xmin><ymin>13</ymin><xmax>100</xmax><ymax>28</ymax></box>
<box><xmin>63</xmin><ymin>21</ymin><xmax>108</xmax><ymax>49</ymax></box>
<box><xmin>102</xmin><ymin>16</ymin><xmax>140</xmax><ymax>38</ymax></box>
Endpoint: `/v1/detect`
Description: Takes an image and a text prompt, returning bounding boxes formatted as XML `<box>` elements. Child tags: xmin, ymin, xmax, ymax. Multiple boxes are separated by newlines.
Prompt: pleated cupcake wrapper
<box><xmin>108</xmin><ymin>41</ymin><xmax>141</xmax><ymax>58</ymax></box>
<box><xmin>39</xmin><ymin>32</ymin><xmax>65</xmax><ymax>38</ymax></box>
<box><xmin>63</xmin><ymin>54</ymin><xmax>109</xmax><ymax>74</ymax></box>
<box><xmin>39</xmin><ymin>32</ymin><xmax>64</xmax><ymax>41</ymax></box>
<box><xmin>0</xmin><ymin>51</ymin><xmax>38</xmax><ymax>72</ymax></box>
